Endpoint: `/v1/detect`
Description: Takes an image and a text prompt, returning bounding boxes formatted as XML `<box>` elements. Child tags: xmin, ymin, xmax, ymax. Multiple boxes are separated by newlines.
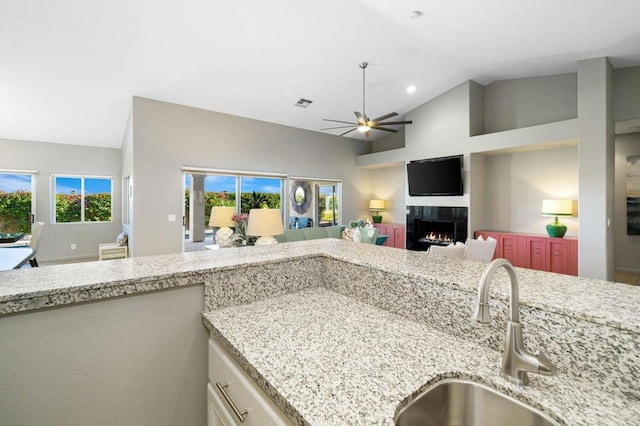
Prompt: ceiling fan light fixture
<box><xmin>358</xmin><ymin>125</ymin><xmax>371</xmax><ymax>133</ymax></box>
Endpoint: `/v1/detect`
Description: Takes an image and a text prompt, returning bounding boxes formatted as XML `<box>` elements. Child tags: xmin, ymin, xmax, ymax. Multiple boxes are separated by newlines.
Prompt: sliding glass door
<box><xmin>317</xmin><ymin>183</ymin><xmax>340</xmax><ymax>226</ymax></box>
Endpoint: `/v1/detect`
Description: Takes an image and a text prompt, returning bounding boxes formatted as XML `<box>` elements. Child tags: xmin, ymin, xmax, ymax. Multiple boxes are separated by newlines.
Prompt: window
<box><xmin>52</xmin><ymin>175</ymin><xmax>112</xmax><ymax>223</ymax></box>
<box><xmin>239</xmin><ymin>177</ymin><xmax>282</xmax><ymax>213</ymax></box>
<box><xmin>0</xmin><ymin>171</ymin><xmax>36</xmax><ymax>233</ymax></box>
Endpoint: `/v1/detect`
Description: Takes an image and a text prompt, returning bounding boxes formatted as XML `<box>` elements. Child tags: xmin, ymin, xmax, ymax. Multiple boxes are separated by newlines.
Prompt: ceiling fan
<box><xmin>321</xmin><ymin>62</ymin><xmax>412</xmax><ymax>138</ymax></box>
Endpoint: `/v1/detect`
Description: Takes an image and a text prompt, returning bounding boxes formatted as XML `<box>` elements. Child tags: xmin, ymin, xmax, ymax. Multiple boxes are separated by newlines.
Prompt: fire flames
<box><xmin>424</xmin><ymin>232</ymin><xmax>452</xmax><ymax>243</ymax></box>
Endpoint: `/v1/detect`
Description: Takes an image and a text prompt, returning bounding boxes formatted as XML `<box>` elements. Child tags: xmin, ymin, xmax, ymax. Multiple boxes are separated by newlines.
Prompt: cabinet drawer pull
<box><xmin>216</xmin><ymin>381</ymin><xmax>248</xmax><ymax>422</ymax></box>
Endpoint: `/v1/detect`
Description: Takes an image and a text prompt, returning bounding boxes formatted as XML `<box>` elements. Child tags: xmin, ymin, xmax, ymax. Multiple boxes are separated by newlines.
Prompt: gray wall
<box><xmin>0</xmin><ymin>284</ymin><xmax>208</xmax><ymax>426</ymax></box>
<box><xmin>0</xmin><ymin>138</ymin><xmax>122</xmax><ymax>262</ymax></box>
<box><xmin>130</xmin><ymin>97</ymin><xmax>372</xmax><ymax>257</ymax></box>
<box><xmin>614</xmin><ymin>66</ymin><xmax>640</xmax><ymax>122</ymax></box>
<box><xmin>483</xmin><ymin>73</ymin><xmax>578</xmax><ymax>133</ymax></box>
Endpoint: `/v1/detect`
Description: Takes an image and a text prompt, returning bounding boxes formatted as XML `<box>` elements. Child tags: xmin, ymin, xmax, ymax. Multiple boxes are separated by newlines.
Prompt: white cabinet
<box><xmin>208</xmin><ymin>338</ymin><xmax>292</xmax><ymax>426</ymax></box>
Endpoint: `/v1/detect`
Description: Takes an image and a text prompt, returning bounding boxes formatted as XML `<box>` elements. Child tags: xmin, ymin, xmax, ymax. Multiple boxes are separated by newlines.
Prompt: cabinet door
<box><xmin>373</xmin><ymin>224</ymin><xmax>391</xmax><ymax>247</ymax></box>
<box><xmin>393</xmin><ymin>224</ymin><xmax>406</xmax><ymax>249</ymax></box>
<box><xmin>568</xmin><ymin>238</ymin><xmax>578</xmax><ymax>276</ymax></box>
<box><xmin>380</xmin><ymin>225</ymin><xmax>394</xmax><ymax>247</ymax></box>
<box><xmin>526</xmin><ymin>237</ymin><xmax>547</xmax><ymax>271</ymax></box>
<box><xmin>547</xmin><ymin>239</ymin><xmax>570</xmax><ymax>274</ymax></box>
<box><xmin>209</xmin><ymin>339</ymin><xmax>292</xmax><ymax>425</ymax></box>
<box><xmin>499</xmin><ymin>234</ymin><xmax>520</xmax><ymax>266</ymax></box>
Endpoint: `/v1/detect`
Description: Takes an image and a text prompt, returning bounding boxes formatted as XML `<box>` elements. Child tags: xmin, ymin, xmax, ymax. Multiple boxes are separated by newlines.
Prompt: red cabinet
<box><xmin>373</xmin><ymin>223</ymin><xmax>406</xmax><ymax>249</ymax></box>
<box><xmin>475</xmin><ymin>231</ymin><xmax>578</xmax><ymax>276</ymax></box>
<box><xmin>526</xmin><ymin>236</ymin><xmax>547</xmax><ymax>271</ymax></box>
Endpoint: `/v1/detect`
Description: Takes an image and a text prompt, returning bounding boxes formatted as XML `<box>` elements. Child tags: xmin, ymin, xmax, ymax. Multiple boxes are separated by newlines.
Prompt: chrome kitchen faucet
<box><xmin>473</xmin><ymin>258</ymin><xmax>556</xmax><ymax>385</ymax></box>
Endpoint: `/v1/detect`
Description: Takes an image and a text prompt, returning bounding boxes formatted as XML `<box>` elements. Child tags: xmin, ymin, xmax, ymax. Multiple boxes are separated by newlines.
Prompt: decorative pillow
<box><xmin>359</xmin><ymin>226</ymin><xmax>378</xmax><ymax>244</ymax></box>
<box><xmin>429</xmin><ymin>241</ymin><xmax>465</xmax><ymax>258</ymax></box>
<box><xmin>116</xmin><ymin>232</ymin><xmax>128</xmax><ymax>246</ymax></box>
<box><xmin>341</xmin><ymin>227</ymin><xmax>354</xmax><ymax>240</ymax></box>
<box><xmin>464</xmin><ymin>236</ymin><xmax>497</xmax><ymax>262</ymax></box>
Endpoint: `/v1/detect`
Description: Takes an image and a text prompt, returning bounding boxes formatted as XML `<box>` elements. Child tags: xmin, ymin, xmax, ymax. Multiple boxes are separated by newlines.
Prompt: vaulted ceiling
<box><xmin>2</xmin><ymin>0</ymin><xmax>640</xmax><ymax>148</ymax></box>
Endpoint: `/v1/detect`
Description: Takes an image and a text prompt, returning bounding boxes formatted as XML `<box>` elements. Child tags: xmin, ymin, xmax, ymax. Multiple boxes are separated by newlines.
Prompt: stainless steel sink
<box><xmin>395</xmin><ymin>379</ymin><xmax>560</xmax><ymax>426</ymax></box>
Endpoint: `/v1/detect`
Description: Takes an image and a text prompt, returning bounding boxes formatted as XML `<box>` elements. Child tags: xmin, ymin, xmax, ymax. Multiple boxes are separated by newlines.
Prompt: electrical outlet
<box><xmin>71</xmin><ymin>244</ymin><xmax>76</xmax><ymax>250</ymax></box>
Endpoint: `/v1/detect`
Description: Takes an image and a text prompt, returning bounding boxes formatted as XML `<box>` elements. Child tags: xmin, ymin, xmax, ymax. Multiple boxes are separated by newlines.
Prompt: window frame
<box><xmin>50</xmin><ymin>174</ymin><xmax>114</xmax><ymax>224</ymax></box>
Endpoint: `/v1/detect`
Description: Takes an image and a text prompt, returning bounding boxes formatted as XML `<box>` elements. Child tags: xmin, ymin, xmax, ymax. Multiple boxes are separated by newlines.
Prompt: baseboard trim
<box><xmin>40</xmin><ymin>255</ymin><xmax>98</xmax><ymax>265</ymax></box>
<box><xmin>615</xmin><ymin>266</ymin><xmax>640</xmax><ymax>275</ymax></box>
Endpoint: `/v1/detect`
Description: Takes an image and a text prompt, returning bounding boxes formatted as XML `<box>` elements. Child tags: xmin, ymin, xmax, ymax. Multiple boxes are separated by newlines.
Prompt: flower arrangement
<box><xmin>232</xmin><ymin>212</ymin><xmax>255</xmax><ymax>245</ymax></box>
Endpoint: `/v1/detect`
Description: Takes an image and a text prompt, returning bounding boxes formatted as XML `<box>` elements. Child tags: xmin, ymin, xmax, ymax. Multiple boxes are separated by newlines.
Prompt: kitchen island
<box><xmin>1</xmin><ymin>239</ymin><xmax>639</xmax><ymax>425</ymax></box>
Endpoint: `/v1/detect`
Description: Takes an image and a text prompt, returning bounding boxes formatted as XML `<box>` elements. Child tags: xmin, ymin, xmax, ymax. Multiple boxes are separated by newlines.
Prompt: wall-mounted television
<box><xmin>407</xmin><ymin>155</ymin><xmax>463</xmax><ymax>196</ymax></box>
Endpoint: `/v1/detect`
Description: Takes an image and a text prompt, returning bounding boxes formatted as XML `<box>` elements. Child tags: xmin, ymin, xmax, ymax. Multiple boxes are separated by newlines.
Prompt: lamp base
<box><xmin>215</xmin><ymin>227</ymin><xmax>235</xmax><ymax>247</ymax></box>
<box><xmin>372</xmin><ymin>215</ymin><xmax>382</xmax><ymax>224</ymax></box>
<box><xmin>546</xmin><ymin>218</ymin><xmax>567</xmax><ymax>238</ymax></box>
<box><xmin>254</xmin><ymin>235</ymin><xmax>278</xmax><ymax>245</ymax></box>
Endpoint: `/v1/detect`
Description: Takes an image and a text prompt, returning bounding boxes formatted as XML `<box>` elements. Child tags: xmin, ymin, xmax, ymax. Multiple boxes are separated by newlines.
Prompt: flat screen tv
<box><xmin>407</xmin><ymin>155</ymin><xmax>463</xmax><ymax>196</ymax></box>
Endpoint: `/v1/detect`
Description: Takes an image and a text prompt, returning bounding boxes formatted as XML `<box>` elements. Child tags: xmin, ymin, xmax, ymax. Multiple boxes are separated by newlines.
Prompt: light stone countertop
<box><xmin>2</xmin><ymin>239</ymin><xmax>639</xmax><ymax>334</ymax></box>
<box><xmin>203</xmin><ymin>287</ymin><xmax>639</xmax><ymax>426</ymax></box>
<box><xmin>2</xmin><ymin>239</ymin><xmax>639</xmax><ymax>425</ymax></box>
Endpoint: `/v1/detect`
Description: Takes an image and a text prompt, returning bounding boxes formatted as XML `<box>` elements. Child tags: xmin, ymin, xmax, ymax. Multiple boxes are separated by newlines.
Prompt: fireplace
<box><xmin>406</xmin><ymin>206</ymin><xmax>468</xmax><ymax>251</ymax></box>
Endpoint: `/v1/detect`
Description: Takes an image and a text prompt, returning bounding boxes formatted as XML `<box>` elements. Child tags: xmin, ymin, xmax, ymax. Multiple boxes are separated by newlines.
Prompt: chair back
<box><xmin>464</xmin><ymin>236</ymin><xmax>497</xmax><ymax>262</ymax></box>
<box><xmin>428</xmin><ymin>242</ymin><xmax>466</xmax><ymax>258</ymax></box>
<box><xmin>30</xmin><ymin>222</ymin><xmax>45</xmax><ymax>249</ymax></box>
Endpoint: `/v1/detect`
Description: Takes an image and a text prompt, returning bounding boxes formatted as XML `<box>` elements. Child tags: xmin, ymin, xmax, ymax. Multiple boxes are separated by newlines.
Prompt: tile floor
<box><xmin>614</xmin><ymin>271</ymin><xmax>640</xmax><ymax>286</ymax></box>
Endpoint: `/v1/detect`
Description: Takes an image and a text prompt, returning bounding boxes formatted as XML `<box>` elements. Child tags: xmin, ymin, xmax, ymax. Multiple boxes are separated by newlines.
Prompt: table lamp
<box><xmin>209</xmin><ymin>206</ymin><xmax>235</xmax><ymax>247</ymax></box>
<box><xmin>369</xmin><ymin>199</ymin><xmax>384</xmax><ymax>223</ymax></box>
<box><xmin>246</xmin><ymin>208</ymin><xmax>284</xmax><ymax>245</ymax></box>
<box><xmin>541</xmin><ymin>199</ymin><xmax>573</xmax><ymax>238</ymax></box>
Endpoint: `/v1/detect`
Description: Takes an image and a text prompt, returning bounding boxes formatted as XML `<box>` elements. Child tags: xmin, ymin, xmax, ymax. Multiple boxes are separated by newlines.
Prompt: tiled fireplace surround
<box><xmin>406</xmin><ymin>206</ymin><xmax>468</xmax><ymax>251</ymax></box>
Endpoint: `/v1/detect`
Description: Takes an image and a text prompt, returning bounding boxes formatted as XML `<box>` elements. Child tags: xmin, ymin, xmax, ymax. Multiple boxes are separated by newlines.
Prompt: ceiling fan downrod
<box><xmin>360</xmin><ymin>62</ymin><xmax>368</xmax><ymax>118</ymax></box>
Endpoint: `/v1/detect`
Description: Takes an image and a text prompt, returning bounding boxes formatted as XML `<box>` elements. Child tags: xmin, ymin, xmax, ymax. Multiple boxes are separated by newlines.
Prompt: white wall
<box><xmin>369</xmin><ymin>164</ymin><xmax>405</xmax><ymax>223</ymax></box>
<box><xmin>0</xmin><ymin>138</ymin><xmax>122</xmax><ymax>262</ymax></box>
<box><xmin>130</xmin><ymin>97</ymin><xmax>373</xmax><ymax>257</ymax></box>
<box><xmin>0</xmin><ymin>284</ymin><xmax>208</xmax><ymax>426</ymax></box>
<box><xmin>615</xmin><ymin>133</ymin><xmax>640</xmax><ymax>273</ymax></box>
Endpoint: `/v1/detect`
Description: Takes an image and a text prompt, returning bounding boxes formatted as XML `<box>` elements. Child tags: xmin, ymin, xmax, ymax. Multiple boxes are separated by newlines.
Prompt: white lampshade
<box><xmin>541</xmin><ymin>199</ymin><xmax>573</xmax><ymax>217</ymax></box>
<box><xmin>246</xmin><ymin>208</ymin><xmax>284</xmax><ymax>245</ymax></box>
<box><xmin>369</xmin><ymin>199</ymin><xmax>385</xmax><ymax>211</ymax></box>
<box><xmin>209</xmin><ymin>206</ymin><xmax>235</xmax><ymax>227</ymax></box>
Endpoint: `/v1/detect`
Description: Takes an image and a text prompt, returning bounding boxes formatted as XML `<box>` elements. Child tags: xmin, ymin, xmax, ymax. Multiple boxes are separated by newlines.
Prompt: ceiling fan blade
<box><xmin>320</xmin><ymin>125</ymin><xmax>358</xmax><ymax>130</ymax></box>
<box><xmin>370</xmin><ymin>112</ymin><xmax>398</xmax><ymax>123</ymax></box>
<box><xmin>371</xmin><ymin>126</ymin><xmax>398</xmax><ymax>133</ymax></box>
<box><xmin>376</xmin><ymin>120</ymin><xmax>413</xmax><ymax>126</ymax></box>
<box><xmin>354</xmin><ymin>111</ymin><xmax>367</xmax><ymax>126</ymax></box>
<box><xmin>364</xmin><ymin>130</ymin><xmax>373</xmax><ymax>137</ymax></box>
<box><xmin>340</xmin><ymin>128</ymin><xmax>358</xmax><ymax>137</ymax></box>
<box><xmin>323</xmin><ymin>118</ymin><xmax>357</xmax><ymax>125</ymax></box>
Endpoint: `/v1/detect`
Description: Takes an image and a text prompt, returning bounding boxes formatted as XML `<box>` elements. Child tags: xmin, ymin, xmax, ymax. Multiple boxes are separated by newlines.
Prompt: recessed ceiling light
<box><xmin>409</xmin><ymin>11</ymin><xmax>423</xmax><ymax>19</ymax></box>
<box><xmin>406</xmin><ymin>85</ymin><xmax>417</xmax><ymax>94</ymax></box>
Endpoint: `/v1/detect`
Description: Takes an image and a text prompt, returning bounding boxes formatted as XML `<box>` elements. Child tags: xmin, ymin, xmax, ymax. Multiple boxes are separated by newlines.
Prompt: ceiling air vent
<box><xmin>294</xmin><ymin>98</ymin><xmax>313</xmax><ymax>108</ymax></box>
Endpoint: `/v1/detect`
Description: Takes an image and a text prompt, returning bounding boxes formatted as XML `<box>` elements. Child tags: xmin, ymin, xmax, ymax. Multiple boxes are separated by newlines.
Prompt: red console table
<box><xmin>474</xmin><ymin>230</ymin><xmax>578</xmax><ymax>276</ymax></box>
